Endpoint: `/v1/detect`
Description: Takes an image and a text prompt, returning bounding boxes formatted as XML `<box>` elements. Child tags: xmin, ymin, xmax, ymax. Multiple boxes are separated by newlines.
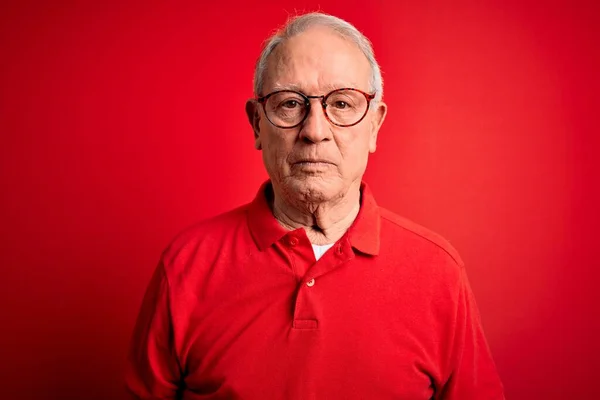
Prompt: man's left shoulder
<box><xmin>378</xmin><ymin>207</ymin><xmax>465</xmax><ymax>268</ymax></box>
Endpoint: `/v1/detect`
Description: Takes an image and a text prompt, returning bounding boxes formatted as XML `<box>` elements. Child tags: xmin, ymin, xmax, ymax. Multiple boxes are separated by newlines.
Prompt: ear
<box><xmin>368</xmin><ymin>101</ymin><xmax>387</xmax><ymax>153</ymax></box>
<box><xmin>245</xmin><ymin>99</ymin><xmax>262</xmax><ymax>150</ymax></box>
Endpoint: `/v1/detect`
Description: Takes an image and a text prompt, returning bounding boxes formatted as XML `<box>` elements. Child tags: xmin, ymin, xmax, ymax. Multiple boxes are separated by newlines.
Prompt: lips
<box><xmin>292</xmin><ymin>159</ymin><xmax>334</xmax><ymax>165</ymax></box>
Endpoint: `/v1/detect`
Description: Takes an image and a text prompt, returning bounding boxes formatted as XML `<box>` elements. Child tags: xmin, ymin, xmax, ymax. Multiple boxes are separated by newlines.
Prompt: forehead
<box><xmin>263</xmin><ymin>26</ymin><xmax>372</xmax><ymax>94</ymax></box>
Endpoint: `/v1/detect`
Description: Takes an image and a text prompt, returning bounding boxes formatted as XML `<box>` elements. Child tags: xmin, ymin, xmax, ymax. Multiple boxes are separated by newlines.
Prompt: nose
<box><xmin>298</xmin><ymin>99</ymin><xmax>332</xmax><ymax>143</ymax></box>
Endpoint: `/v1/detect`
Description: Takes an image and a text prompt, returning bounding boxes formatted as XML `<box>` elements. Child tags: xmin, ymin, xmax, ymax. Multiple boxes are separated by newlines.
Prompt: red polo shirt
<box><xmin>125</xmin><ymin>181</ymin><xmax>504</xmax><ymax>399</ymax></box>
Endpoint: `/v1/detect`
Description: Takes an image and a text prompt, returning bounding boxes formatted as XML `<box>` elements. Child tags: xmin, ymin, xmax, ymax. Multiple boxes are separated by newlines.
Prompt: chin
<box><xmin>283</xmin><ymin>175</ymin><xmax>343</xmax><ymax>203</ymax></box>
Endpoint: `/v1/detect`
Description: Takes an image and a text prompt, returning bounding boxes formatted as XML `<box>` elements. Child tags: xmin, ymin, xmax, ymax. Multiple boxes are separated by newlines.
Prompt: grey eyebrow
<box><xmin>270</xmin><ymin>84</ymin><xmax>304</xmax><ymax>92</ymax></box>
<box><xmin>269</xmin><ymin>83</ymin><xmax>357</xmax><ymax>94</ymax></box>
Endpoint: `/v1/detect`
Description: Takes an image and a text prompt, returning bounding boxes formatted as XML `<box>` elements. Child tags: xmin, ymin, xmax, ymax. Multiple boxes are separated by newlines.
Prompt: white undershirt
<box><xmin>311</xmin><ymin>243</ymin><xmax>335</xmax><ymax>261</ymax></box>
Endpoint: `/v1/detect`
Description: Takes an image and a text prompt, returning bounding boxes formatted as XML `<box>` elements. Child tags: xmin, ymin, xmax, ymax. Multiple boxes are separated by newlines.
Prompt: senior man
<box><xmin>126</xmin><ymin>12</ymin><xmax>504</xmax><ymax>399</ymax></box>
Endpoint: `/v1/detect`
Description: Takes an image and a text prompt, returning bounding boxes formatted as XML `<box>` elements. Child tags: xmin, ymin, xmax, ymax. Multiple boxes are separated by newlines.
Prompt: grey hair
<box><xmin>253</xmin><ymin>12</ymin><xmax>384</xmax><ymax>105</ymax></box>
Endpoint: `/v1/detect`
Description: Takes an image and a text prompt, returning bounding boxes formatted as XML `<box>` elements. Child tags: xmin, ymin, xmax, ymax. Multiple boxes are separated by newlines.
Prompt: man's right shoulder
<box><xmin>159</xmin><ymin>203</ymin><xmax>253</xmax><ymax>272</ymax></box>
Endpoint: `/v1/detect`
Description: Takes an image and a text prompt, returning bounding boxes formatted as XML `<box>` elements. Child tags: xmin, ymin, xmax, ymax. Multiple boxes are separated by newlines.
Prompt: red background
<box><xmin>1</xmin><ymin>1</ymin><xmax>598</xmax><ymax>399</ymax></box>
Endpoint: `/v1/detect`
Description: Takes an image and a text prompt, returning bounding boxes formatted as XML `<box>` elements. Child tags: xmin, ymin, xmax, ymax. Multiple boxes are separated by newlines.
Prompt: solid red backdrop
<box><xmin>1</xmin><ymin>1</ymin><xmax>598</xmax><ymax>399</ymax></box>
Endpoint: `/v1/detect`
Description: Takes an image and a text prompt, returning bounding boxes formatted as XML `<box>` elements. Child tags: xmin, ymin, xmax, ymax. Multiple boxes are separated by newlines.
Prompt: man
<box><xmin>126</xmin><ymin>12</ymin><xmax>504</xmax><ymax>399</ymax></box>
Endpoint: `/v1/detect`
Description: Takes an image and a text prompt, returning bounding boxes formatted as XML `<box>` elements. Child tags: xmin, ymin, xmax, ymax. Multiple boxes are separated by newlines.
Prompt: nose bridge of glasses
<box><xmin>305</xmin><ymin>94</ymin><xmax>327</xmax><ymax>108</ymax></box>
<box><xmin>300</xmin><ymin>95</ymin><xmax>328</xmax><ymax>120</ymax></box>
<box><xmin>301</xmin><ymin>96</ymin><xmax>331</xmax><ymax>138</ymax></box>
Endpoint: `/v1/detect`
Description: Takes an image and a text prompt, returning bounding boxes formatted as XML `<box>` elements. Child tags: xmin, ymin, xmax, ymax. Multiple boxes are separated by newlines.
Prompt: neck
<box><xmin>270</xmin><ymin>181</ymin><xmax>362</xmax><ymax>245</ymax></box>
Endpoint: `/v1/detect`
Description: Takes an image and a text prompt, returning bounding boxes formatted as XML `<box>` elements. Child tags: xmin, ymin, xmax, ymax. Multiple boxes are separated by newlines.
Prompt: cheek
<box><xmin>337</xmin><ymin>129</ymin><xmax>372</xmax><ymax>164</ymax></box>
<box><xmin>260</xmin><ymin>127</ymin><xmax>295</xmax><ymax>166</ymax></box>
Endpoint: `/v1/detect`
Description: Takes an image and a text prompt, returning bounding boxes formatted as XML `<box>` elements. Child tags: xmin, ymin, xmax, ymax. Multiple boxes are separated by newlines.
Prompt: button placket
<box><xmin>291</xmin><ymin>238</ymin><xmax>355</xmax><ymax>331</ymax></box>
<box><xmin>292</xmin><ymin>278</ymin><xmax>319</xmax><ymax>330</ymax></box>
<box><xmin>306</xmin><ymin>238</ymin><xmax>354</xmax><ymax>282</ymax></box>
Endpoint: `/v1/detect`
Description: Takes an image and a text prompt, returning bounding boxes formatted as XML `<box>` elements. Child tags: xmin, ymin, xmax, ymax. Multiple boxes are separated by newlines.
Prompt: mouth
<box><xmin>292</xmin><ymin>159</ymin><xmax>334</xmax><ymax>165</ymax></box>
<box><xmin>291</xmin><ymin>160</ymin><xmax>334</xmax><ymax>173</ymax></box>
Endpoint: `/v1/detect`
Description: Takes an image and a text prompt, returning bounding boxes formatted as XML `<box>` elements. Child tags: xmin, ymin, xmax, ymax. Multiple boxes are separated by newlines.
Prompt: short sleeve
<box><xmin>125</xmin><ymin>261</ymin><xmax>183</xmax><ymax>399</ymax></box>
<box><xmin>438</xmin><ymin>267</ymin><xmax>505</xmax><ymax>399</ymax></box>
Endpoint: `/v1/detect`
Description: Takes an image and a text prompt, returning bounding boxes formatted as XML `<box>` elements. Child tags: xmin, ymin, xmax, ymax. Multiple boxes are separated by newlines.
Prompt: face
<box><xmin>246</xmin><ymin>26</ymin><xmax>387</xmax><ymax>204</ymax></box>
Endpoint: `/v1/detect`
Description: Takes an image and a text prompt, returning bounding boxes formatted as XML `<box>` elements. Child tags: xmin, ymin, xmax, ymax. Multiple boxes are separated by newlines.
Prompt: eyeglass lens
<box><xmin>264</xmin><ymin>89</ymin><xmax>369</xmax><ymax>127</ymax></box>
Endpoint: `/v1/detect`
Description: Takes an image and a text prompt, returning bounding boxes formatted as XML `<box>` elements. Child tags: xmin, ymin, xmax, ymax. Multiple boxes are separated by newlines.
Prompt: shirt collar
<box><xmin>247</xmin><ymin>180</ymin><xmax>380</xmax><ymax>256</ymax></box>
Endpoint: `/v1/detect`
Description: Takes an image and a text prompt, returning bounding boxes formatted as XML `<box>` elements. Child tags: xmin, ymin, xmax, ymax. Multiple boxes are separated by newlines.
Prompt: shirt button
<box><xmin>306</xmin><ymin>278</ymin><xmax>315</xmax><ymax>287</ymax></box>
<box><xmin>337</xmin><ymin>245</ymin><xmax>343</xmax><ymax>255</ymax></box>
<box><xmin>288</xmin><ymin>237</ymin><xmax>299</xmax><ymax>246</ymax></box>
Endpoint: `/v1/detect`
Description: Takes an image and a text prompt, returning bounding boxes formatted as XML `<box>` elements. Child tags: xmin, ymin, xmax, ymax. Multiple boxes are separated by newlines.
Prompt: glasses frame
<box><xmin>257</xmin><ymin>87</ymin><xmax>376</xmax><ymax>129</ymax></box>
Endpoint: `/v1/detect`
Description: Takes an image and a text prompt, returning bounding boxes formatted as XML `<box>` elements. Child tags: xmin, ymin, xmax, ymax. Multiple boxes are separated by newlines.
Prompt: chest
<box><xmin>174</xmin><ymin>255</ymin><xmax>449</xmax><ymax>399</ymax></box>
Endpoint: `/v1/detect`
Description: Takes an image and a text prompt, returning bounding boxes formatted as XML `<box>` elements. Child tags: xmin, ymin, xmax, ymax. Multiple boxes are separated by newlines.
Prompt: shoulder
<box><xmin>160</xmin><ymin>204</ymin><xmax>252</xmax><ymax>273</ymax></box>
<box><xmin>378</xmin><ymin>207</ymin><xmax>465</xmax><ymax>268</ymax></box>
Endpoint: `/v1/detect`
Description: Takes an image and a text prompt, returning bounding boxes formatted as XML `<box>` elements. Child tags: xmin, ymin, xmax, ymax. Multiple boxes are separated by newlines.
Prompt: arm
<box><xmin>438</xmin><ymin>268</ymin><xmax>505</xmax><ymax>399</ymax></box>
<box><xmin>125</xmin><ymin>261</ymin><xmax>183</xmax><ymax>399</ymax></box>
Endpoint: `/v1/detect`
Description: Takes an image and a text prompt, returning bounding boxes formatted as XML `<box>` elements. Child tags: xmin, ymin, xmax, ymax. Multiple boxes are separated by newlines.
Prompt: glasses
<box><xmin>257</xmin><ymin>88</ymin><xmax>375</xmax><ymax>129</ymax></box>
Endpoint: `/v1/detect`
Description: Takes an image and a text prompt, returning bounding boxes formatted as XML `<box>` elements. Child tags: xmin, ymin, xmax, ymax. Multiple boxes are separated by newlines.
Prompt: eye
<box><xmin>281</xmin><ymin>99</ymin><xmax>300</xmax><ymax>109</ymax></box>
<box><xmin>333</xmin><ymin>101</ymin><xmax>348</xmax><ymax>109</ymax></box>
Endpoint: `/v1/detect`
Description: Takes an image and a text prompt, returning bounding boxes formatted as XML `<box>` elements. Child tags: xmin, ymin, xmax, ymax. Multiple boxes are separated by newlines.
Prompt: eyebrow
<box><xmin>269</xmin><ymin>82</ymin><xmax>361</xmax><ymax>94</ymax></box>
